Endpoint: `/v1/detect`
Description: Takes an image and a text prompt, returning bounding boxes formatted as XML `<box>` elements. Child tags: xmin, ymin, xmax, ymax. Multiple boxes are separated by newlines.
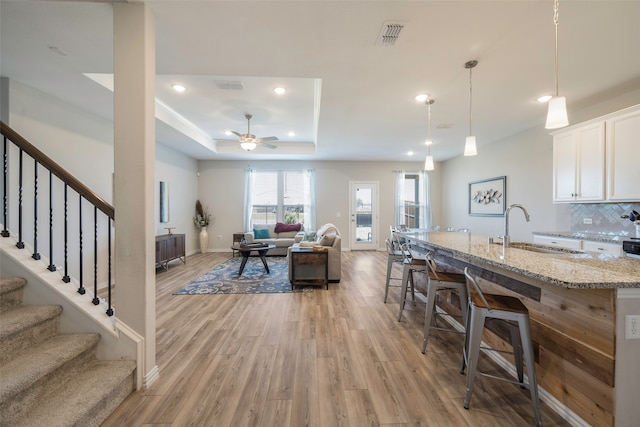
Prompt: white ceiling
<box><xmin>2</xmin><ymin>1</ymin><xmax>639</xmax><ymax>162</ymax></box>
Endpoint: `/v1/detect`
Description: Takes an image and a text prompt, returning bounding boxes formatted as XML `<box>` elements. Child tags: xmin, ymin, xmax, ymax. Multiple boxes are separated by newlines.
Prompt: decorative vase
<box><xmin>199</xmin><ymin>227</ymin><xmax>208</xmax><ymax>254</ymax></box>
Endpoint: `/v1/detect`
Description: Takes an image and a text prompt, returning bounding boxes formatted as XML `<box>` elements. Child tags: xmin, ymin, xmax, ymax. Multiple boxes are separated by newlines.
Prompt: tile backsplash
<box><xmin>570</xmin><ymin>203</ymin><xmax>640</xmax><ymax>236</ymax></box>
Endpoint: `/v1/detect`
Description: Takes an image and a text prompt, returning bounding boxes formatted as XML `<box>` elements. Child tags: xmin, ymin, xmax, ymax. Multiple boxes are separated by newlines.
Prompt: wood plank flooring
<box><xmin>101</xmin><ymin>251</ymin><xmax>570</xmax><ymax>426</ymax></box>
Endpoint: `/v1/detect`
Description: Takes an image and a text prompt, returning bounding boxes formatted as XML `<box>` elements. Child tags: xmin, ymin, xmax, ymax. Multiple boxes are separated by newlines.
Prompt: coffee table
<box><xmin>230</xmin><ymin>244</ymin><xmax>276</xmax><ymax>276</ymax></box>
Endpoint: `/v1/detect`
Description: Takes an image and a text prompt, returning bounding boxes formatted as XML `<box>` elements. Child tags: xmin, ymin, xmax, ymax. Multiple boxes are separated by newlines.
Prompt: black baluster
<box><xmin>106</xmin><ymin>217</ymin><xmax>113</xmax><ymax>316</ymax></box>
<box><xmin>92</xmin><ymin>206</ymin><xmax>99</xmax><ymax>305</ymax></box>
<box><xmin>32</xmin><ymin>160</ymin><xmax>40</xmax><ymax>260</ymax></box>
<box><xmin>16</xmin><ymin>149</ymin><xmax>24</xmax><ymax>249</ymax></box>
<box><xmin>62</xmin><ymin>184</ymin><xmax>70</xmax><ymax>282</ymax></box>
<box><xmin>47</xmin><ymin>171</ymin><xmax>55</xmax><ymax>271</ymax></box>
<box><xmin>77</xmin><ymin>195</ymin><xmax>85</xmax><ymax>295</ymax></box>
<box><xmin>2</xmin><ymin>136</ymin><xmax>9</xmax><ymax>237</ymax></box>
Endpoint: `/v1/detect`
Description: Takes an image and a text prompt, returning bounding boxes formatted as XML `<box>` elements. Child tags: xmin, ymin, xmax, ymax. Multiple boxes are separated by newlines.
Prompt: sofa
<box><xmin>243</xmin><ymin>223</ymin><xmax>305</xmax><ymax>256</ymax></box>
<box><xmin>288</xmin><ymin>223</ymin><xmax>342</xmax><ymax>282</ymax></box>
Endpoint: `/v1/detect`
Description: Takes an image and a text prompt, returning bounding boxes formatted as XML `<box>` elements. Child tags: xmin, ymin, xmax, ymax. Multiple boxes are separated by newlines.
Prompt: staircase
<box><xmin>0</xmin><ymin>277</ymin><xmax>136</xmax><ymax>427</ymax></box>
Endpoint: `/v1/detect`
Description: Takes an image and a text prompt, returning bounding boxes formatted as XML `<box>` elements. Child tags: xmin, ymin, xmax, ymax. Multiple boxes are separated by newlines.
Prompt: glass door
<box><xmin>349</xmin><ymin>181</ymin><xmax>378</xmax><ymax>250</ymax></box>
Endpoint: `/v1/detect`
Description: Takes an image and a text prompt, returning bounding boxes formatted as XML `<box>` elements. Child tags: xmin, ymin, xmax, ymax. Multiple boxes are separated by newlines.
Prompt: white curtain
<box><xmin>243</xmin><ymin>168</ymin><xmax>254</xmax><ymax>231</ymax></box>
<box><xmin>394</xmin><ymin>171</ymin><xmax>405</xmax><ymax>227</ymax></box>
<box><xmin>303</xmin><ymin>169</ymin><xmax>316</xmax><ymax>231</ymax></box>
<box><xmin>418</xmin><ymin>171</ymin><xmax>432</xmax><ymax>229</ymax></box>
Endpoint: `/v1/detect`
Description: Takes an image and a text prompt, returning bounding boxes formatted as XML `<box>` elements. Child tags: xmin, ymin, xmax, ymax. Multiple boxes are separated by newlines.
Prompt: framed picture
<box><xmin>159</xmin><ymin>181</ymin><xmax>169</xmax><ymax>223</ymax></box>
<box><xmin>468</xmin><ymin>176</ymin><xmax>506</xmax><ymax>217</ymax></box>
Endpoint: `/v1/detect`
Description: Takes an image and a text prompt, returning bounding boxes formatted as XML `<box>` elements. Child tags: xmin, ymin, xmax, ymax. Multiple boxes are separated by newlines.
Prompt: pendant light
<box><xmin>545</xmin><ymin>0</ymin><xmax>569</xmax><ymax>129</ymax></box>
<box><xmin>464</xmin><ymin>60</ymin><xmax>478</xmax><ymax>156</ymax></box>
<box><xmin>424</xmin><ymin>99</ymin><xmax>435</xmax><ymax>171</ymax></box>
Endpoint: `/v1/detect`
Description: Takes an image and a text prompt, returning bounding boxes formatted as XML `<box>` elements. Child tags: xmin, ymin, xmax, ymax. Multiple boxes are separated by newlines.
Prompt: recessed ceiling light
<box><xmin>425</xmin><ymin>140</ymin><xmax>433</xmax><ymax>146</ymax></box>
<box><xmin>224</xmin><ymin>130</ymin><xmax>232</xmax><ymax>136</ymax></box>
<box><xmin>536</xmin><ymin>95</ymin><xmax>553</xmax><ymax>103</ymax></box>
<box><xmin>274</xmin><ymin>87</ymin><xmax>286</xmax><ymax>95</ymax></box>
<box><xmin>288</xmin><ymin>131</ymin><xmax>296</xmax><ymax>137</ymax></box>
<box><xmin>408</xmin><ymin>151</ymin><xmax>414</xmax><ymax>156</ymax></box>
<box><xmin>414</xmin><ymin>94</ymin><xmax>429</xmax><ymax>102</ymax></box>
<box><xmin>172</xmin><ymin>84</ymin><xmax>186</xmax><ymax>93</ymax></box>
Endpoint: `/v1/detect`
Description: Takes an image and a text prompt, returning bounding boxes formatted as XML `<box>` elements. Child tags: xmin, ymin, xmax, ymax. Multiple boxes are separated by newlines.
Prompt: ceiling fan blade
<box><xmin>260</xmin><ymin>142</ymin><xmax>277</xmax><ymax>149</ymax></box>
<box><xmin>256</xmin><ymin>136</ymin><xmax>278</xmax><ymax>142</ymax></box>
<box><xmin>230</xmin><ymin>131</ymin><xmax>242</xmax><ymax>137</ymax></box>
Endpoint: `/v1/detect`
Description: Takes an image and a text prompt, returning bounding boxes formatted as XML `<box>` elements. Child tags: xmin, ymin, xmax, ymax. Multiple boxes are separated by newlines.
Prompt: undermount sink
<box><xmin>507</xmin><ymin>242</ymin><xmax>583</xmax><ymax>255</ymax></box>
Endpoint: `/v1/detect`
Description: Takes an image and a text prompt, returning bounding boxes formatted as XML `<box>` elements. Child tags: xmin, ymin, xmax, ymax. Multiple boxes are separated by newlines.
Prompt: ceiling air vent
<box><xmin>213</xmin><ymin>80</ymin><xmax>244</xmax><ymax>90</ymax></box>
<box><xmin>375</xmin><ymin>22</ymin><xmax>406</xmax><ymax>46</ymax></box>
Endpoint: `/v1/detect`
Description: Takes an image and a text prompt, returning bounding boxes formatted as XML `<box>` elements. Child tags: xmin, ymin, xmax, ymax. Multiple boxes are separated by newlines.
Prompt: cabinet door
<box><xmin>582</xmin><ymin>240</ymin><xmax>622</xmax><ymax>257</ymax></box>
<box><xmin>533</xmin><ymin>235</ymin><xmax>582</xmax><ymax>250</ymax></box>
<box><xmin>575</xmin><ymin>122</ymin><xmax>605</xmax><ymax>201</ymax></box>
<box><xmin>607</xmin><ymin>108</ymin><xmax>640</xmax><ymax>201</ymax></box>
<box><xmin>553</xmin><ymin>131</ymin><xmax>577</xmax><ymax>202</ymax></box>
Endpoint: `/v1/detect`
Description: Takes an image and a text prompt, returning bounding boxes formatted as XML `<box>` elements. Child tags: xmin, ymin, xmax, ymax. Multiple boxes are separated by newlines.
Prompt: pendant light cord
<box><xmin>554</xmin><ymin>0</ymin><xmax>559</xmax><ymax>97</ymax></box>
<box><xmin>427</xmin><ymin>101</ymin><xmax>432</xmax><ymax>155</ymax></box>
<box><xmin>468</xmin><ymin>65</ymin><xmax>473</xmax><ymax>136</ymax></box>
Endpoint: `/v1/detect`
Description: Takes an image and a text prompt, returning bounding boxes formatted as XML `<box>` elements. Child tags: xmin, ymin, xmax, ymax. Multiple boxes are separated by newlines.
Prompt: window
<box><xmin>395</xmin><ymin>171</ymin><xmax>430</xmax><ymax>229</ymax></box>
<box><xmin>402</xmin><ymin>174</ymin><xmax>420</xmax><ymax>228</ymax></box>
<box><xmin>245</xmin><ymin>170</ymin><xmax>315</xmax><ymax>230</ymax></box>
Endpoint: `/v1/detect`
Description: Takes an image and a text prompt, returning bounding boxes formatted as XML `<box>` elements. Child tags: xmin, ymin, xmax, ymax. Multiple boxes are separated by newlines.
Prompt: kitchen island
<box><xmin>398</xmin><ymin>231</ymin><xmax>640</xmax><ymax>427</ymax></box>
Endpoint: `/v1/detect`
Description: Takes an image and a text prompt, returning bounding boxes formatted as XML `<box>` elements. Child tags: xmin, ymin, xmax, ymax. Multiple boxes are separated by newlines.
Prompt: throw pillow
<box><xmin>319</xmin><ymin>233</ymin><xmax>336</xmax><ymax>246</ymax></box>
<box><xmin>274</xmin><ymin>222</ymin><xmax>301</xmax><ymax>233</ymax></box>
<box><xmin>304</xmin><ymin>231</ymin><xmax>317</xmax><ymax>242</ymax></box>
<box><xmin>253</xmin><ymin>228</ymin><xmax>270</xmax><ymax>239</ymax></box>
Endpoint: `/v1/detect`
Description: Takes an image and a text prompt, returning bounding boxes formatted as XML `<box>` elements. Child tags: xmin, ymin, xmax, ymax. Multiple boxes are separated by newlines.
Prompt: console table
<box><xmin>155</xmin><ymin>233</ymin><xmax>185</xmax><ymax>270</ymax></box>
<box><xmin>290</xmin><ymin>248</ymin><xmax>328</xmax><ymax>290</ymax></box>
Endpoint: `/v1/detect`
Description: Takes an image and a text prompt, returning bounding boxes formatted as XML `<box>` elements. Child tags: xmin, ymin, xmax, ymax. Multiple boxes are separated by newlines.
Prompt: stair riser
<box><xmin>0</xmin><ymin>317</ymin><xmax>60</xmax><ymax>364</ymax></box>
<box><xmin>0</xmin><ymin>343</ymin><xmax>98</xmax><ymax>426</ymax></box>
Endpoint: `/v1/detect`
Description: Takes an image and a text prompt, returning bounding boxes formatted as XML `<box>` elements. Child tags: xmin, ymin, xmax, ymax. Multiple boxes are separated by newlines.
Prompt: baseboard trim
<box><xmin>144</xmin><ymin>365</ymin><xmax>160</xmax><ymax>389</ymax></box>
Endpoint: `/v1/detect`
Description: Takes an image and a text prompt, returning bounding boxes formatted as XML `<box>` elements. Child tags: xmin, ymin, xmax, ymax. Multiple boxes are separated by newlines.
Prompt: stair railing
<box><xmin>1</xmin><ymin>121</ymin><xmax>115</xmax><ymax>316</ymax></box>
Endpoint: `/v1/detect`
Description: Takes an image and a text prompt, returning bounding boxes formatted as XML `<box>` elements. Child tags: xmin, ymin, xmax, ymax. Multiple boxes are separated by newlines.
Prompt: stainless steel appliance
<box><xmin>622</xmin><ymin>238</ymin><xmax>640</xmax><ymax>259</ymax></box>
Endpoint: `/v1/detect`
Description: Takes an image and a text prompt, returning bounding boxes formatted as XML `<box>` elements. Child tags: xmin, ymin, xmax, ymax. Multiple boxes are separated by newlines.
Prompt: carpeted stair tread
<box><xmin>0</xmin><ymin>333</ymin><xmax>100</xmax><ymax>404</ymax></box>
<box><xmin>0</xmin><ymin>305</ymin><xmax>62</xmax><ymax>339</ymax></box>
<box><xmin>13</xmin><ymin>359</ymin><xmax>136</xmax><ymax>427</ymax></box>
<box><xmin>0</xmin><ymin>277</ymin><xmax>26</xmax><ymax>295</ymax></box>
<box><xmin>0</xmin><ymin>277</ymin><xmax>26</xmax><ymax>312</ymax></box>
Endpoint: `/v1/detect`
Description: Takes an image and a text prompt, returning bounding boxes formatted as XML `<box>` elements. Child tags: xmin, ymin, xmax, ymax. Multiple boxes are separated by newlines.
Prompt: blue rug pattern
<box><xmin>174</xmin><ymin>256</ymin><xmax>312</xmax><ymax>294</ymax></box>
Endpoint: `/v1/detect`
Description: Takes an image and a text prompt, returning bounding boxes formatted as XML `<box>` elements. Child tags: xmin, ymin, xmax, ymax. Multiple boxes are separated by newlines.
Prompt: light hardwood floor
<box><xmin>102</xmin><ymin>251</ymin><xmax>570</xmax><ymax>426</ymax></box>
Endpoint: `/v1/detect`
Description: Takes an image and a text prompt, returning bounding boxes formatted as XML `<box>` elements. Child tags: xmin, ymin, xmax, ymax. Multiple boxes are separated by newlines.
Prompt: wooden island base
<box><xmin>397</xmin><ymin>229</ymin><xmax>640</xmax><ymax>427</ymax></box>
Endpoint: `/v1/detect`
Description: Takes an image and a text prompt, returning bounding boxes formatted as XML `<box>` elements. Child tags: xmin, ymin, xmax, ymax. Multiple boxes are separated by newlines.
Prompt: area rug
<box><xmin>174</xmin><ymin>256</ymin><xmax>313</xmax><ymax>295</ymax></box>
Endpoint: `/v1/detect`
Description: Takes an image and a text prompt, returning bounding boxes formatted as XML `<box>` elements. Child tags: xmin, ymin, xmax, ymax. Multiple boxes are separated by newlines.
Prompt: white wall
<box><xmin>5</xmin><ymin>79</ymin><xmax>200</xmax><ymax>258</ymax></box>
<box><xmin>441</xmin><ymin>90</ymin><xmax>640</xmax><ymax>243</ymax></box>
<box><xmin>9</xmin><ymin>79</ymin><xmax>114</xmax><ymax>202</ymax></box>
<box><xmin>155</xmin><ymin>143</ymin><xmax>198</xmax><ymax>254</ymax></box>
<box><xmin>195</xmin><ymin>159</ymin><xmax>439</xmax><ymax>251</ymax></box>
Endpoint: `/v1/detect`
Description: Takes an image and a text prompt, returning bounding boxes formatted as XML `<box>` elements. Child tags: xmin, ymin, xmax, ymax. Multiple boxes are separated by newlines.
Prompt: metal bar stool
<box><xmin>460</xmin><ymin>267</ymin><xmax>543</xmax><ymax>427</ymax></box>
<box><xmin>383</xmin><ymin>238</ymin><xmax>405</xmax><ymax>303</ymax></box>
<box><xmin>421</xmin><ymin>253</ymin><xmax>469</xmax><ymax>353</ymax></box>
<box><xmin>397</xmin><ymin>243</ymin><xmax>424</xmax><ymax>321</ymax></box>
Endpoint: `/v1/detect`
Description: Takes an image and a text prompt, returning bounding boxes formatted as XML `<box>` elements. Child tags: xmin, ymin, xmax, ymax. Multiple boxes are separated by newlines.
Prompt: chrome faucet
<box><xmin>503</xmin><ymin>204</ymin><xmax>530</xmax><ymax>248</ymax></box>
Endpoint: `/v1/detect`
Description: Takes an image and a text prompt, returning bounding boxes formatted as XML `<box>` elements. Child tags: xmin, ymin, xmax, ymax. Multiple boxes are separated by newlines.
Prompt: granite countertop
<box><xmin>399</xmin><ymin>231</ymin><xmax>640</xmax><ymax>289</ymax></box>
<box><xmin>532</xmin><ymin>231</ymin><xmax>634</xmax><ymax>243</ymax></box>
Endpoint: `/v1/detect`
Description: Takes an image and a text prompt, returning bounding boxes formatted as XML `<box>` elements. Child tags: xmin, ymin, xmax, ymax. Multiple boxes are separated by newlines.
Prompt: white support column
<box><xmin>113</xmin><ymin>3</ymin><xmax>158</xmax><ymax>388</ymax></box>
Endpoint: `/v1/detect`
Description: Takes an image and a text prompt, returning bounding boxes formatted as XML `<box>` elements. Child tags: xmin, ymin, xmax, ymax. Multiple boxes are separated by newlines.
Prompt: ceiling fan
<box><xmin>223</xmin><ymin>113</ymin><xmax>278</xmax><ymax>151</ymax></box>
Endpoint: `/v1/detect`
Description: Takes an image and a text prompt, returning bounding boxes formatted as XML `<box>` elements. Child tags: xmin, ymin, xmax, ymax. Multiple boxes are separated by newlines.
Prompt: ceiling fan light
<box><xmin>240</xmin><ymin>141</ymin><xmax>257</xmax><ymax>151</ymax></box>
<box><xmin>545</xmin><ymin>96</ymin><xmax>569</xmax><ymax>129</ymax></box>
<box><xmin>424</xmin><ymin>155</ymin><xmax>434</xmax><ymax>171</ymax></box>
<box><xmin>464</xmin><ymin>136</ymin><xmax>477</xmax><ymax>156</ymax></box>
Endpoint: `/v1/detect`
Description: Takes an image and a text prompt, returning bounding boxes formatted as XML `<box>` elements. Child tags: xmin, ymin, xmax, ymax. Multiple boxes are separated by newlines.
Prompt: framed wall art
<box><xmin>159</xmin><ymin>181</ymin><xmax>170</xmax><ymax>223</ymax></box>
<box><xmin>468</xmin><ymin>176</ymin><xmax>506</xmax><ymax>217</ymax></box>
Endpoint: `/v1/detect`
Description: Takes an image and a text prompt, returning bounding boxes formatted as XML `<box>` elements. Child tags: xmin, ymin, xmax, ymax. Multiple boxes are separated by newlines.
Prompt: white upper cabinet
<box><xmin>552</xmin><ymin>104</ymin><xmax>640</xmax><ymax>203</ymax></box>
<box><xmin>606</xmin><ymin>107</ymin><xmax>640</xmax><ymax>201</ymax></box>
<box><xmin>552</xmin><ymin>121</ymin><xmax>605</xmax><ymax>202</ymax></box>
